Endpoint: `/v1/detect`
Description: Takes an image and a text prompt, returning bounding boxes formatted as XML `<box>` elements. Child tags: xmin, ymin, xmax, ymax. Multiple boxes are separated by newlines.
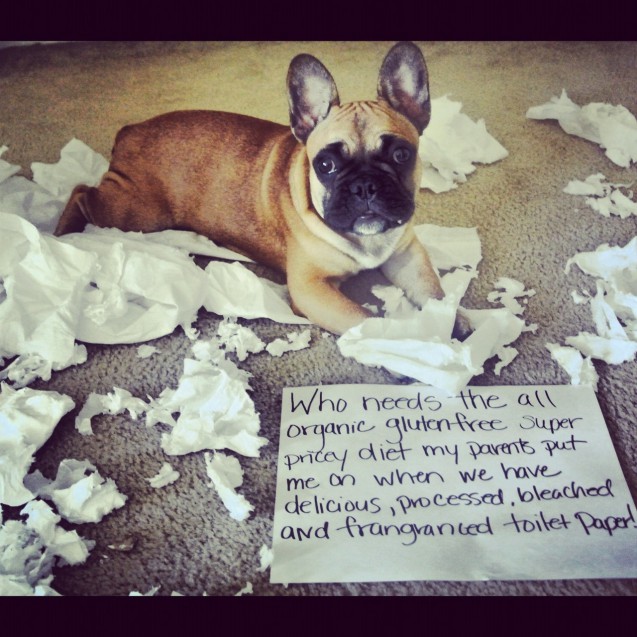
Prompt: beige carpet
<box><xmin>0</xmin><ymin>41</ymin><xmax>636</xmax><ymax>596</ymax></box>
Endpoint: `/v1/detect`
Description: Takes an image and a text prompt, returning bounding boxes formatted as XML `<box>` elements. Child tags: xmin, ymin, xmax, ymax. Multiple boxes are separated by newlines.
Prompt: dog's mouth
<box><xmin>351</xmin><ymin>213</ymin><xmax>393</xmax><ymax>236</ymax></box>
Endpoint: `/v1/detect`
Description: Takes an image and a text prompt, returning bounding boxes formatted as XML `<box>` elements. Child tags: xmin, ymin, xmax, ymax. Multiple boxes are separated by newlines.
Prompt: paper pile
<box><xmin>527</xmin><ymin>90</ymin><xmax>637</xmax><ymax>168</ymax></box>
<box><xmin>547</xmin><ymin>237</ymin><xmax>637</xmax><ymax>387</ymax></box>
<box><xmin>0</xmin><ymin>383</ymin><xmax>126</xmax><ymax>595</ymax></box>
<box><xmin>563</xmin><ymin>173</ymin><xmax>637</xmax><ymax>218</ymax></box>
<box><xmin>419</xmin><ymin>95</ymin><xmax>509</xmax><ymax>193</ymax></box>
<box><xmin>338</xmin><ymin>226</ymin><xmax>536</xmax><ymax>395</ymax></box>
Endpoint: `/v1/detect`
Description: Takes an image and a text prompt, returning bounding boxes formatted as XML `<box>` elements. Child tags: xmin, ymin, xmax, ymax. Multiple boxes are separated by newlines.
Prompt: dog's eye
<box><xmin>318</xmin><ymin>158</ymin><xmax>337</xmax><ymax>174</ymax></box>
<box><xmin>392</xmin><ymin>147</ymin><xmax>411</xmax><ymax>164</ymax></box>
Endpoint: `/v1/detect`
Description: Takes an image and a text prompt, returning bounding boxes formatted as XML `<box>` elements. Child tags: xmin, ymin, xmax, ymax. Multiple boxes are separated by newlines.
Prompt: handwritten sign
<box><xmin>270</xmin><ymin>384</ymin><xmax>637</xmax><ymax>583</ymax></box>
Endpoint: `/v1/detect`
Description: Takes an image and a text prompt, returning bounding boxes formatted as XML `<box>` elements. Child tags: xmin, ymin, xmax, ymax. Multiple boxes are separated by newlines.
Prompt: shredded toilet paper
<box><xmin>146</xmin><ymin>462</ymin><xmax>180</xmax><ymax>489</ymax></box>
<box><xmin>0</xmin><ymin>384</ymin><xmax>75</xmax><ymax>506</ymax></box>
<box><xmin>25</xmin><ymin>458</ymin><xmax>127</xmax><ymax>525</ymax></box>
<box><xmin>564</xmin><ymin>174</ymin><xmax>637</xmax><ymax>218</ymax></box>
<box><xmin>419</xmin><ymin>95</ymin><xmax>509</xmax><ymax>193</ymax></box>
<box><xmin>145</xmin><ymin>339</ymin><xmax>267</xmax><ymax>458</ymax></box>
<box><xmin>204</xmin><ymin>451</ymin><xmax>254</xmax><ymax>522</ymax></box>
<box><xmin>527</xmin><ymin>90</ymin><xmax>637</xmax><ymax>168</ymax></box>
<box><xmin>548</xmin><ymin>237</ymin><xmax>637</xmax><ymax>385</ymax></box>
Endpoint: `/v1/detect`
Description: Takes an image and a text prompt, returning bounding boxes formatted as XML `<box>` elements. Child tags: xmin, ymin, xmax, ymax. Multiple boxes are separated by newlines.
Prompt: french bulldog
<box><xmin>55</xmin><ymin>41</ymin><xmax>444</xmax><ymax>334</ymax></box>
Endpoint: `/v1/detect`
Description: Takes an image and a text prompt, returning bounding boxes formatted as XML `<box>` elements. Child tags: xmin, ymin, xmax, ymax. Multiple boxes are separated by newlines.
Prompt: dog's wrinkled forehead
<box><xmin>306</xmin><ymin>100</ymin><xmax>420</xmax><ymax>158</ymax></box>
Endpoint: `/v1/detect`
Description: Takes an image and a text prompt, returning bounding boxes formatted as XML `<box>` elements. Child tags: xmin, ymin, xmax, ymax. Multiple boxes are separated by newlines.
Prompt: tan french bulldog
<box><xmin>55</xmin><ymin>41</ymin><xmax>444</xmax><ymax>334</ymax></box>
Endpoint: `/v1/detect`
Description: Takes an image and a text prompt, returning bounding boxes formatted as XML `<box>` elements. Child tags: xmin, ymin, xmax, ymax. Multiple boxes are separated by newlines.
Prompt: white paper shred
<box><xmin>204</xmin><ymin>451</ymin><xmax>254</xmax><ymax>522</ymax></box>
<box><xmin>564</xmin><ymin>173</ymin><xmax>637</xmax><ymax>218</ymax></box>
<box><xmin>0</xmin><ymin>384</ymin><xmax>75</xmax><ymax>506</ymax></box>
<box><xmin>419</xmin><ymin>95</ymin><xmax>508</xmax><ymax>193</ymax></box>
<box><xmin>25</xmin><ymin>458</ymin><xmax>127</xmax><ymax>524</ymax></box>
<box><xmin>338</xmin><ymin>226</ymin><xmax>532</xmax><ymax>394</ymax></box>
<box><xmin>258</xmin><ymin>544</ymin><xmax>274</xmax><ymax>572</ymax></box>
<box><xmin>235</xmin><ymin>581</ymin><xmax>253</xmax><ymax>596</ymax></box>
<box><xmin>75</xmin><ymin>387</ymin><xmax>148</xmax><ymax>435</ymax></box>
<box><xmin>145</xmin><ymin>341</ymin><xmax>267</xmax><ymax>458</ymax></box>
<box><xmin>549</xmin><ymin>237</ymin><xmax>637</xmax><ymax>375</ymax></box>
<box><xmin>0</xmin><ymin>499</ymin><xmax>94</xmax><ymax>596</ymax></box>
<box><xmin>546</xmin><ymin>343</ymin><xmax>599</xmax><ymax>389</ymax></box>
<box><xmin>265</xmin><ymin>329</ymin><xmax>312</xmax><ymax>357</ymax></box>
<box><xmin>136</xmin><ymin>344</ymin><xmax>159</xmax><ymax>359</ymax></box>
<box><xmin>487</xmin><ymin>277</ymin><xmax>536</xmax><ymax>315</ymax></box>
<box><xmin>204</xmin><ymin>261</ymin><xmax>310</xmax><ymax>325</ymax></box>
<box><xmin>129</xmin><ymin>585</ymin><xmax>161</xmax><ymax>597</ymax></box>
<box><xmin>527</xmin><ymin>90</ymin><xmax>637</xmax><ymax>168</ymax></box>
<box><xmin>146</xmin><ymin>462</ymin><xmax>180</xmax><ymax>489</ymax></box>
<box><xmin>217</xmin><ymin>317</ymin><xmax>265</xmax><ymax>361</ymax></box>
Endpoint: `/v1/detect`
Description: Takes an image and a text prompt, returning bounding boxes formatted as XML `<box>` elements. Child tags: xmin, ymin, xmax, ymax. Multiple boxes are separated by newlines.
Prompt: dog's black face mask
<box><xmin>313</xmin><ymin>135</ymin><xmax>418</xmax><ymax>236</ymax></box>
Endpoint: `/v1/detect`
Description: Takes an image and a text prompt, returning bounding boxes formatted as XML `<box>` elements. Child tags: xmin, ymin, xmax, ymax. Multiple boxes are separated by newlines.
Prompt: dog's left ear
<box><xmin>377</xmin><ymin>41</ymin><xmax>431</xmax><ymax>135</ymax></box>
<box><xmin>287</xmin><ymin>54</ymin><xmax>340</xmax><ymax>143</ymax></box>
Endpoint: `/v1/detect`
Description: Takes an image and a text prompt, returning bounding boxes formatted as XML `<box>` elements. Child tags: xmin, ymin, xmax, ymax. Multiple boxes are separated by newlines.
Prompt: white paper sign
<box><xmin>271</xmin><ymin>384</ymin><xmax>637</xmax><ymax>583</ymax></box>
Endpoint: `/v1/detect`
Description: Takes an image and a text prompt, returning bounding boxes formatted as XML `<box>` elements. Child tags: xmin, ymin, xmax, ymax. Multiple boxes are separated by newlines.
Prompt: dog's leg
<box><xmin>287</xmin><ymin>268</ymin><xmax>373</xmax><ymax>335</ymax></box>
<box><xmin>54</xmin><ymin>184</ymin><xmax>93</xmax><ymax>236</ymax></box>
<box><xmin>381</xmin><ymin>235</ymin><xmax>444</xmax><ymax>307</ymax></box>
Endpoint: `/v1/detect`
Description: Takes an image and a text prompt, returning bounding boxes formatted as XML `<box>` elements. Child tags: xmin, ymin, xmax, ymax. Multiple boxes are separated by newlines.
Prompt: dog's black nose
<box><xmin>349</xmin><ymin>178</ymin><xmax>377</xmax><ymax>201</ymax></box>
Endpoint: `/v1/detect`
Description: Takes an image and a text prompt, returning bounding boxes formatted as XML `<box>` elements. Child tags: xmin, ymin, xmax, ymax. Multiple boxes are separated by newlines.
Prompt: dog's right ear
<box><xmin>287</xmin><ymin>54</ymin><xmax>340</xmax><ymax>144</ymax></box>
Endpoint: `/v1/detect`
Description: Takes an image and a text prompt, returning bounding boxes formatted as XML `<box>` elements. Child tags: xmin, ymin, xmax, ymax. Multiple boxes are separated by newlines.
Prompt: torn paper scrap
<box><xmin>258</xmin><ymin>544</ymin><xmax>274</xmax><ymax>572</ymax></box>
<box><xmin>527</xmin><ymin>90</ymin><xmax>637</xmax><ymax>168</ymax></box>
<box><xmin>0</xmin><ymin>499</ymin><xmax>94</xmax><ymax>596</ymax></box>
<box><xmin>204</xmin><ymin>451</ymin><xmax>254</xmax><ymax>522</ymax></box>
<box><xmin>129</xmin><ymin>585</ymin><xmax>161</xmax><ymax>597</ymax></box>
<box><xmin>565</xmin><ymin>238</ymin><xmax>637</xmax><ymax>343</ymax></box>
<box><xmin>487</xmin><ymin>277</ymin><xmax>536</xmax><ymax>315</ymax></box>
<box><xmin>146</xmin><ymin>462</ymin><xmax>180</xmax><ymax>489</ymax></box>
<box><xmin>419</xmin><ymin>95</ymin><xmax>508</xmax><ymax>193</ymax></box>
<box><xmin>0</xmin><ymin>347</ymin><xmax>87</xmax><ymax>389</ymax></box>
<box><xmin>565</xmin><ymin>332</ymin><xmax>637</xmax><ymax>365</ymax></box>
<box><xmin>204</xmin><ymin>261</ymin><xmax>310</xmax><ymax>325</ymax></box>
<box><xmin>31</xmin><ymin>138</ymin><xmax>109</xmax><ymax>200</ymax></box>
<box><xmin>546</xmin><ymin>343</ymin><xmax>599</xmax><ymax>389</ymax></box>
<box><xmin>25</xmin><ymin>459</ymin><xmax>127</xmax><ymax>524</ymax></box>
<box><xmin>265</xmin><ymin>329</ymin><xmax>312</xmax><ymax>357</ymax></box>
<box><xmin>146</xmin><ymin>346</ymin><xmax>267</xmax><ymax>458</ymax></box>
<box><xmin>235</xmin><ymin>582</ymin><xmax>253</xmax><ymax>596</ymax></box>
<box><xmin>338</xmin><ymin>302</ymin><xmax>525</xmax><ymax>396</ymax></box>
<box><xmin>75</xmin><ymin>387</ymin><xmax>149</xmax><ymax>435</ymax></box>
<box><xmin>217</xmin><ymin>317</ymin><xmax>265</xmax><ymax>361</ymax></box>
<box><xmin>0</xmin><ymin>213</ymin><xmax>97</xmax><ymax>379</ymax></box>
<box><xmin>564</xmin><ymin>173</ymin><xmax>637</xmax><ymax>218</ymax></box>
<box><xmin>137</xmin><ymin>344</ymin><xmax>159</xmax><ymax>359</ymax></box>
<box><xmin>0</xmin><ymin>384</ymin><xmax>75</xmax><ymax>506</ymax></box>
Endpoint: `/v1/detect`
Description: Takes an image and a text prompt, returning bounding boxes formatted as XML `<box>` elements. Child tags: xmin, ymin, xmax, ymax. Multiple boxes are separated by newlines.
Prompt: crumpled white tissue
<box><xmin>527</xmin><ymin>90</ymin><xmax>637</xmax><ymax>168</ymax></box>
<box><xmin>550</xmin><ymin>237</ymin><xmax>637</xmax><ymax>377</ymax></box>
<box><xmin>265</xmin><ymin>330</ymin><xmax>312</xmax><ymax>357</ymax></box>
<box><xmin>0</xmin><ymin>139</ymin><xmax>109</xmax><ymax>234</ymax></box>
<box><xmin>204</xmin><ymin>261</ymin><xmax>310</xmax><ymax>325</ymax></box>
<box><xmin>337</xmin><ymin>226</ymin><xmax>531</xmax><ymax>395</ymax></box>
<box><xmin>204</xmin><ymin>451</ymin><xmax>253</xmax><ymax>522</ymax></box>
<box><xmin>487</xmin><ymin>277</ymin><xmax>536</xmax><ymax>315</ymax></box>
<box><xmin>419</xmin><ymin>95</ymin><xmax>509</xmax><ymax>193</ymax></box>
<box><xmin>564</xmin><ymin>173</ymin><xmax>637</xmax><ymax>218</ymax></box>
<box><xmin>0</xmin><ymin>499</ymin><xmax>94</xmax><ymax>596</ymax></box>
<box><xmin>146</xmin><ymin>462</ymin><xmax>180</xmax><ymax>488</ymax></box>
<box><xmin>546</xmin><ymin>343</ymin><xmax>599</xmax><ymax>389</ymax></box>
<box><xmin>145</xmin><ymin>340</ymin><xmax>267</xmax><ymax>458</ymax></box>
<box><xmin>75</xmin><ymin>387</ymin><xmax>149</xmax><ymax>435</ymax></box>
<box><xmin>0</xmin><ymin>213</ymin><xmax>95</xmax><ymax>382</ymax></box>
<box><xmin>217</xmin><ymin>317</ymin><xmax>266</xmax><ymax>361</ymax></box>
<box><xmin>25</xmin><ymin>458</ymin><xmax>127</xmax><ymax>524</ymax></box>
<box><xmin>0</xmin><ymin>383</ymin><xmax>75</xmax><ymax>506</ymax></box>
